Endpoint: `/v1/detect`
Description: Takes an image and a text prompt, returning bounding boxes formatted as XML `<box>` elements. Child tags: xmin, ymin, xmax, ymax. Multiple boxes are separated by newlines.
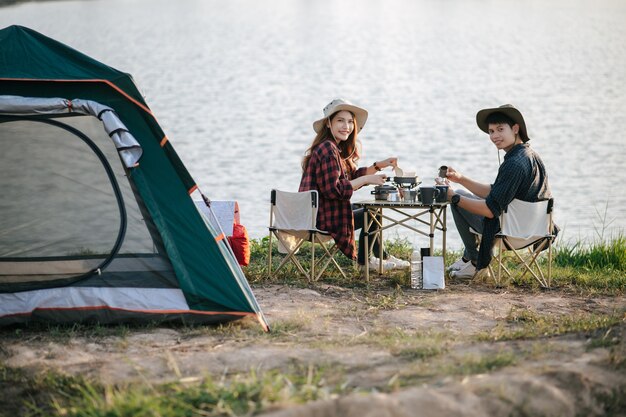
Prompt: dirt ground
<box><xmin>1</xmin><ymin>282</ymin><xmax>625</xmax><ymax>416</ymax></box>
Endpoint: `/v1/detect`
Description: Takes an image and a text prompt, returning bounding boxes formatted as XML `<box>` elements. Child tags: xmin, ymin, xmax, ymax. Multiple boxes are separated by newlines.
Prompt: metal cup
<box><xmin>402</xmin><ymin>189</ymin><xmax>417</xmax><ymax>203</ymax></box>
<box><xmin>438</xmin><ymin>165</ymin><xmax>448</xmax><ymax>178</ymax></box>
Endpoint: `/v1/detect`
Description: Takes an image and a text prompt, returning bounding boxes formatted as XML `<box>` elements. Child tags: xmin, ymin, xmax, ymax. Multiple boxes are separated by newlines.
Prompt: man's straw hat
<box><xmin>476</xmin><ymin>104</ymin><xmax>530</xmax><ymax>142</ymax></box>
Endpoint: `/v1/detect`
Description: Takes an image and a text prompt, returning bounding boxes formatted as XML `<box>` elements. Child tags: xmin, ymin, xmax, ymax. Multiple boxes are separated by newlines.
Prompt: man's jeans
<box><xmin>450</xmin><ymin>189</ymin><xmax>484</xmax><ymax>262</ymax></box>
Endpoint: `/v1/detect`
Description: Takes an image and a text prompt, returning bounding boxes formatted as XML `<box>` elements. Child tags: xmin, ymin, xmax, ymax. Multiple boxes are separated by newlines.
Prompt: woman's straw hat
<box><xmin>313</xmin><ymin>98</ymin><xmax>368</xmax><ymax>133</ymax></box>
<box><xmin>476</xmin><ymin>104</ymin><xmax>530</xmax><ymax>142</ymax></box>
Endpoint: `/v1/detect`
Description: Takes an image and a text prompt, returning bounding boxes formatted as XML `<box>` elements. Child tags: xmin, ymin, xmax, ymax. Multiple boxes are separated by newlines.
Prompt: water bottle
<box><xmin>410</xmin><ymin>250</ymin><xmax>422</xmax><ymax>289</ymax></box>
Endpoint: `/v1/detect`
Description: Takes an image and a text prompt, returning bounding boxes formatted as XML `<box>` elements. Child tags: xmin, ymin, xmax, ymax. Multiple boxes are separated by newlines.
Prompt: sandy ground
<box><xmin>1</xmin><ymin>283</ymin><xmax>625</xmax><ymax>416</ymax></box>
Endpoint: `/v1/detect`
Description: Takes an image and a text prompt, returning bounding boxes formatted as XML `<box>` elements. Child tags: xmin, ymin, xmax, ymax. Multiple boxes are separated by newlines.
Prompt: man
<box><xmin>442</xmin><ymin>104</ymin><xmax>552</xmax><ymax>278</ymax></box>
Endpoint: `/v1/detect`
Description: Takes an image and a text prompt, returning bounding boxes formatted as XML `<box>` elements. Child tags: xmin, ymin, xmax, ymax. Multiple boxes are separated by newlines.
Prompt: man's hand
<box><xmin>445</xmin><ymin>166</ymin><xmax>463</xmax><ymax>183</ymax></box>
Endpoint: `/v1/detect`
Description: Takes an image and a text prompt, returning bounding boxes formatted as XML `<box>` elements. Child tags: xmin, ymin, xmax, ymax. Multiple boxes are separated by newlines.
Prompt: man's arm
<box><xmin>445</xmin><ymin>166</ymin><xmax>491</xmax><ymax>198</ymax></box>
<box><xmin>454</xmin><ymin>194</ymin><xmax>495</xmax><ymax>218</ymax></box>
<box><xmin>457</xmin><ymin>176</ymin><xmax>491</xmax><ymax>199</ymax></box>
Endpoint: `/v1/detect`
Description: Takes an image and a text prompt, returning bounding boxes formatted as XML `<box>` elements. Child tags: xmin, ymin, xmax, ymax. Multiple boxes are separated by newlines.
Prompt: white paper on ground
<box><xmin>422</xmin><ymin>256</ymin><xmax>445</xmax><ymax>289</ymax></box>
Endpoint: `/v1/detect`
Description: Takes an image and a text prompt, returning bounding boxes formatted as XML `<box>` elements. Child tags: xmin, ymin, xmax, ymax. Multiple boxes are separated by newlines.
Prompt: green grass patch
<box><xmin>446</xmin><ymin>351</ymin><xmax>517</xmax><ymax>375</ymax></box>
<box><xmin>248</xmin><ymin>235</ymin><xmax>626</xmax><ymax>295</ymax></box>
<box><xmin>554</xmin><ymin>233</ymin><xmax>626</xmax><ymax>271</ymax></box>
<box><xmin>586</xmin><ymin>327</ymin><xmax>622</xmax><ymax>351</ymax></box>
<box><xmin>477</xmin><ymin>308</ymin><xmax>624</xmax><ymax>342</ymax></box>
<box><xmin>358</xmin><ymin>327</ymin><xmax>452</xmax><ymax>360</ymax></box>
<box><xmin>266</xmin><ymin>317</ymin><xmax>310</xmax><ymax>338</ymax></box>
<box><xmin>0</xmin><ymin>322</ymin><xmax>135</xmax><ymax>343</ymax></box>
<box><xmin>0</xmin><ymin>364</ymin><xmax>352</xmax><ymax>417</ymax></box>
<box><xmin>359</xmin><ymin>286</ymin><xmax>407</xmax><ymax>311</ymax></box>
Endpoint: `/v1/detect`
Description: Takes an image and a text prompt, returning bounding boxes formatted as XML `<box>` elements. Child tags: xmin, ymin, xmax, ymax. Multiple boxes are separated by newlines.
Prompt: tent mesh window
<box><xmin>0</xmin><ymin>115</ymin><xmax>177</xmax><ymax>292</ymax></box>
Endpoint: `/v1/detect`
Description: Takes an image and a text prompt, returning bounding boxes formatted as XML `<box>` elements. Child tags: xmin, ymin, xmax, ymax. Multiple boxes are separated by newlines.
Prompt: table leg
<box><xmin>429</xmin><ymin>208</ymin><xmax>434</xmax><ymax>255</ymax></box>
<box><xmin>378</xmin><ymin>207</ymin><xmax>384</xmax><ymax>274</ymax></box>
<box><xmin>442</xmin><ymin>206</ymin><xmax>447</xmax><ymax>263</ymax></box>
<box><xmin>364</xmin><ymin>208</ymin><xmax>369</xmax><ymax>282</ymax></box>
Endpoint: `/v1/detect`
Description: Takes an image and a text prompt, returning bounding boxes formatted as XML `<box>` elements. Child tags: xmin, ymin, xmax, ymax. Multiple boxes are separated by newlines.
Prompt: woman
<box><xmin>299</xmin><ymin>98</ymin><xmax>409</xmax><ymax>271</ymax></box>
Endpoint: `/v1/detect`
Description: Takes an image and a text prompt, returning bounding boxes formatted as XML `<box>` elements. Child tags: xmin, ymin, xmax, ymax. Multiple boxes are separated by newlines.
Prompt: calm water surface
<box><xmin>2</xmin><ymin>0</ymin><xmax>625</xmax><ymax>250</ymax></box>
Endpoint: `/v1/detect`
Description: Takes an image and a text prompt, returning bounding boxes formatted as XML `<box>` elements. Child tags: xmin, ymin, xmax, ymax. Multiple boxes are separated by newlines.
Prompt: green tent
<box><xmin>0</xmin><ymin>25</ymin><xmax>268</xmax><ymax>331</ymax></box>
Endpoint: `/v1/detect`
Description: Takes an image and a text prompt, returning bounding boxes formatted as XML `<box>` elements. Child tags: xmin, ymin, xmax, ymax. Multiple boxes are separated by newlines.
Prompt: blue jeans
<box><xmin>450</xmin><ymin>189</ymin><xmax>484</xmax><ymax>262</ymax></box>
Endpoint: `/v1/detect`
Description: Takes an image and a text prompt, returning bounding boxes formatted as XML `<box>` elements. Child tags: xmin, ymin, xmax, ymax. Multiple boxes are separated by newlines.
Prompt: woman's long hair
<box><xmin>302</xmin><ymin>111</ymin><xmax>360</xmax><ymax>172</ymax></box>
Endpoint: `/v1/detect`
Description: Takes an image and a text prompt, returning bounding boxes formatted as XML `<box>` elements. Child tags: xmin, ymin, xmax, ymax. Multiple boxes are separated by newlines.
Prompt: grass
<box><xmin>477</xmin><ymin>308</ymin><xmax>625</xmax><ymax>342</ymax></box>
<box><xmin>356</xmin><ymin>327</ymin><xmax>453</xmax><ymax>359</ymax></box>
<box><xmin>2</xmin><ymin>322</ymin><xmax>135</xmax><ymax>343</ymax></box>
<box><xmin>2</xmin><ymin>227</ymin><xmax>625</xmax><ymax>416</ymax></box>
<box><xmin>554</xmin><ymin>232</ymin><xmax>625</xmax><ymax>271</ymax></box>
<box><xmin>0</xmin><ymin>364</ymin><xmax>352</xmax><ymax>417</ymax></box>
<box><xmin>245</xmin><ymin>233</ymin><xmax>626</xmax><ymax>295</ymax></box>
<box><xmin>446</xmin><ymin>351</ymin><xmax>517</xmax><ymax>375</ymax></box>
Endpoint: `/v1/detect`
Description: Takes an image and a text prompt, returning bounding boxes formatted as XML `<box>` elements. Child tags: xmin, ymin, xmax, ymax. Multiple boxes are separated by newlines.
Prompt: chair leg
<box><xmin>310</xmin><ymin>235</ymin><xmax>315</xmax><ymax>283</ymax></box>
<box><xmin>497</xmin><ymin>237</ymin><xmax>504</xmax><ymax>287</ymax></box>
<box><xmin>268</xmin><ymin>232</ymin><xmax>273</xmax><ymax>278</ymax></box>
<box><xmin>527</xmin><ymin>245</ymin><xmax>547</xmax><ymax>284</ymax></box>
<box><xmin>311</xmin><ymin>235</ymin><xmax>347</xmax><ymax>281</ymax></box>
<box><xmin>470</xmin><ymin>265</ymin><xmax>493</xmax><ymax>285</ymax></box>
<box><xmin>548</xmin><ymin>238</ymin><xmax>552</xmax><ymax>288</ymax></box>
<box><xmin>511</xmin><ymin>245</ymin><xmax>548</xmax><ymax>288</ymax></box>
<box><xmin>271</xmin><ymin>233</ymin><xmax>348</xmax><ymax>282</ymax></box>
<box><xmin>274</xmin><ymin>238</ymin><xmax>310</xmax><ymax>279</ymax></box>
<box><xmin>314</xmin><ymin>244</ymin><xmax>347</xmax><ymax>281</ymax></box>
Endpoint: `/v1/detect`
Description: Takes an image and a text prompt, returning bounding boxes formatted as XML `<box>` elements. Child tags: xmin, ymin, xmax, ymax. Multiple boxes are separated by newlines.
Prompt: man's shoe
<box><xmin>387</xmin><ymin>255</ymin><xmax>410</xmax><ymax>269</ymax></box>
<box><xmin>447</xmin><ymin>257</ymin><xmax>471</xmax><ymax>272</ymax></box>
<box><xmin>369</xmin><ymin>256</ymin><xmax>396</xmax><ymax>272</ymax></box>
<box><xmin>449</xmin><ymin>261</ymin><xmax>476</xmax><ymax>279</ymax></box>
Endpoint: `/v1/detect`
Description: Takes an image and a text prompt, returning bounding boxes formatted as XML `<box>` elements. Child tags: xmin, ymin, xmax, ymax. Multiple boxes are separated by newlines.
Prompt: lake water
<box><xmin>2</xmin><ymin>0</ymin><xmax>625</xmax><ymax>251</ymax></box>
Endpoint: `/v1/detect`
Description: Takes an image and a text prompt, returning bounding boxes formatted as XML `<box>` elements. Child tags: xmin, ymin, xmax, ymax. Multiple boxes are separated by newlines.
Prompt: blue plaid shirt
<box><xmin>477</xmin><ymin>143</ymin><xmax>552</xmax><ymax>269</ymax></box>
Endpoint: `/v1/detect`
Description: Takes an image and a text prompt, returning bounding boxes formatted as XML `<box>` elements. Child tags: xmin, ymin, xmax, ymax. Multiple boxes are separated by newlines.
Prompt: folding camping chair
<box><xmin>268</xmin><ymin>189</ymin><xmax>347</xmax><ymax>282</ymax></box>
<box><xmin>473</xmin><ymin>198</ymin><xmax>556</xmax><ymax>288</ymax></box>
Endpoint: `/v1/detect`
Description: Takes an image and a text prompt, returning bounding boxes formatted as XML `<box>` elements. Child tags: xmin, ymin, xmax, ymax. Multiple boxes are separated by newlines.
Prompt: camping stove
<box><xmin>391</xmin><ymin>176</ymin><xmax>421</xmax><ymax>191</ymax></box>
<box><xmin>390</xmin><ymin>176</ymin><xmax>421</xmax><ymax>202</ymax></box>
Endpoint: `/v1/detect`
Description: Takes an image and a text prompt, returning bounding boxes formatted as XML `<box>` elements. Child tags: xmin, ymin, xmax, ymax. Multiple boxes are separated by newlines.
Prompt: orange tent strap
<box><xmin>0</xmin><ymin>77</ymin><xmax>154</xmax><ymax>117</ymax></box>
<box><xmin>160</xmin><ymin>136</ymin><xmax>169</xmax><ymax>147</ymax></box>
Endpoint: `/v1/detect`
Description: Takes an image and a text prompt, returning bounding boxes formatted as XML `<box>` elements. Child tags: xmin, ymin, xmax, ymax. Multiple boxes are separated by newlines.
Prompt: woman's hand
<box><xmin>366</xmin><ymin>174</ymin><xmax>387</xmax><ymax>186</ymax></box>
<box><xmin>350</xmin><ymin>174</ymin><xmax>387</xmax><ymax>190</ymax></box>
<box><xmin>377</xmin><ymin>157</ymin><xmax>398</xmax><ymax>169</ymax></box>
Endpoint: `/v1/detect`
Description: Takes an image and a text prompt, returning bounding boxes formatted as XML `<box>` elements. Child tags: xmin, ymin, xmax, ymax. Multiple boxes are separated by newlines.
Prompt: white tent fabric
<box><xmin>0</xmin><ymin>95</ymin><xmax>142</xmax><ymax>167</ymax></box>
<box><xmin>0</xmin><ymin>286</ymin><xmax>190</xmax><ymax>317</ymax></box>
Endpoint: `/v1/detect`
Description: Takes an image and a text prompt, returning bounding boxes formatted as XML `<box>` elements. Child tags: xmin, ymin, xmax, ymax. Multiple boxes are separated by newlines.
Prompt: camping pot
<box><xmin>371</xmin><ymin>184</ymin><xmax>398</xmax><ymax>201</ymax></box>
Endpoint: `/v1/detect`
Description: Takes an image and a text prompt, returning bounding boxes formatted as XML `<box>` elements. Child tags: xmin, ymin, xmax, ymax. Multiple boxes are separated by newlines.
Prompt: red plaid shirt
<box><xmin>299</xmin><ymin>139</ymin><xmax>367</xmax><ymax>259</ymax></box>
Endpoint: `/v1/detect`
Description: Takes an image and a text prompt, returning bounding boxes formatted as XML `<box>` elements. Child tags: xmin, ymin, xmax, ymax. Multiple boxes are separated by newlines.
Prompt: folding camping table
<box><xmin>353</xmin><ymin>199</ymin><xmax>448</xmax><ymax>281</ymax></box>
